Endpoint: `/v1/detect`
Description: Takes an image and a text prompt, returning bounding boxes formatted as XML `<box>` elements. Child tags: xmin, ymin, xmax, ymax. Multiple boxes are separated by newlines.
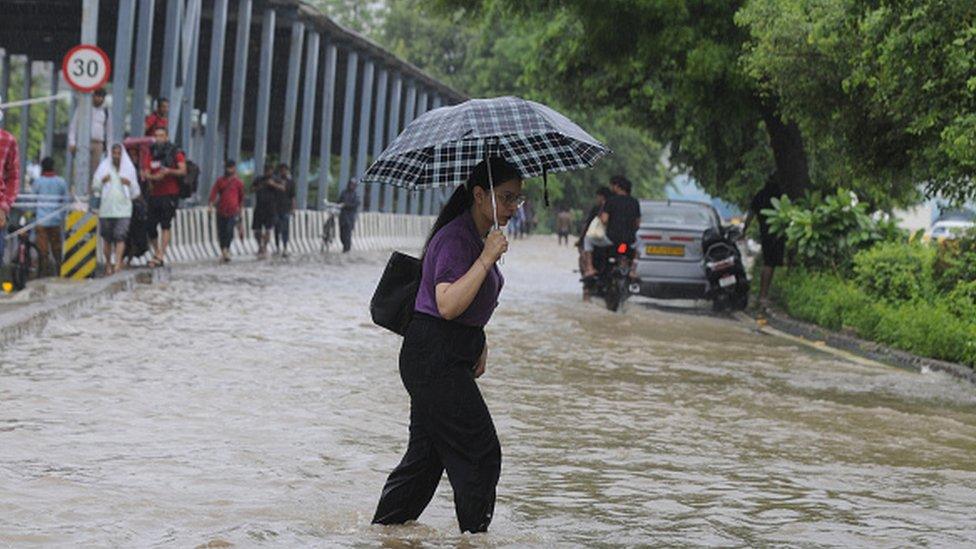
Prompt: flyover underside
<box><xmin>0</xmin><ymin>0</ymin><xmax>463</xmax><ymax>213</ymax></box>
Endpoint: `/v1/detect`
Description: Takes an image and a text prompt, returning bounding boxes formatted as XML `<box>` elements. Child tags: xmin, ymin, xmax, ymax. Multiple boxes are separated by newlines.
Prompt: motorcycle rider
<box><xmin>582</xmin><ymin>175</ymin><xmax>641</xmax><ymax>279</ymax></box>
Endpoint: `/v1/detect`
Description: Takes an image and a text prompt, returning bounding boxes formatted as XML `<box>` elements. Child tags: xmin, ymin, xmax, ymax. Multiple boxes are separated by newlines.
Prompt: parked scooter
<box><xmin>583</xmin><ymin>243</ymin><xmax>641</xmax><ymax>312</ymax></box>
<box><xmin>701</xmin><ymin>225</ymin><xmax>749</xmax><ymax>312</ymax></box>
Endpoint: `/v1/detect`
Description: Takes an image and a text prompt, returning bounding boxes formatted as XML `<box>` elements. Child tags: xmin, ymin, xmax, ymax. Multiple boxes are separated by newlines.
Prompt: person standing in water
<box><xmin>372</xmin><ymin>157</ymin><xmax>523</xmax><ymax>534</ymax></box>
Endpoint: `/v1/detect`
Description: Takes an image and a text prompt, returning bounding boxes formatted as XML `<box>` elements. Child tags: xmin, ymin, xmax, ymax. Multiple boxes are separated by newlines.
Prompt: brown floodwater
<box><xmin>1</xmin><ymin>238</ymin><xmax>975</xmax><ymax>547</ymax></box>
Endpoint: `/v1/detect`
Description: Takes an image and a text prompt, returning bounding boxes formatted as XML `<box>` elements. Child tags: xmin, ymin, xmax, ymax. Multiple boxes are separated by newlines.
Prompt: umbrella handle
<box><xmin>487</xmin><ymin>157</ymin><xmax>499</xmax><ymax>231</ymax></box>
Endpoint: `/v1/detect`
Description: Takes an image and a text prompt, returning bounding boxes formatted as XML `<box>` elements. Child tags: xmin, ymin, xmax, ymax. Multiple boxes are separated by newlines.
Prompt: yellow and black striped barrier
<box><xmin>60</xmin><ymin>211</ymin><xmax>98</xmax><ymax>280</ymax></box>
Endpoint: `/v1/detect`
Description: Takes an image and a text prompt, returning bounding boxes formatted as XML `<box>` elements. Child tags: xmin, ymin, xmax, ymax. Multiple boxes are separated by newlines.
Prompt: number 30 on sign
<box><xmin>62</xmin><ymin>45</ymin><xmax>111</xmax><ymax>93</ymax></box>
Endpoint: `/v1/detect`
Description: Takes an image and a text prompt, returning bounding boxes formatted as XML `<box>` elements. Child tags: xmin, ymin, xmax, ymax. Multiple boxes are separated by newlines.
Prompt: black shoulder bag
<box><xmin>370</xmin><ymin>251</ymin><xmax>422</xmax><ymax>336</ymax></box>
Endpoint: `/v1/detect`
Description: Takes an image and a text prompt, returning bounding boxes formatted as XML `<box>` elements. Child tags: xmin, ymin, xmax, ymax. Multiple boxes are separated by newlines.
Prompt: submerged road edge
<box><xmin>0</xmin><ymin>268</ymin><xmax>169</xmax><ymax>348</ymax></box>
<box><xmin>735</xmin><ymin>310</ymin><xmax>976</xmax><ymax>385</ymax></box>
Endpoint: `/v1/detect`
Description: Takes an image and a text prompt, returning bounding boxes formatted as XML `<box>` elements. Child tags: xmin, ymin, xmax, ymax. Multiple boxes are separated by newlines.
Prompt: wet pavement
<box><xmin>1</xmin><ymin>237</ymin><xmax>975</xmax><ymax>547</ymax></box>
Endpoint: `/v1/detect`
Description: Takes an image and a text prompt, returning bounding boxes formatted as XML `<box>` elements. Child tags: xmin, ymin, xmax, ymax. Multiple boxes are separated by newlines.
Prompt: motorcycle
<box><xmin>583</xmin><ymin>243</ymin><xmax>641</xmax><ymax>312</ymax></box>
<box><xmin>702</xmin><ymin>225</ymin><xmax>749</xmax><ymax>312</ymax></box>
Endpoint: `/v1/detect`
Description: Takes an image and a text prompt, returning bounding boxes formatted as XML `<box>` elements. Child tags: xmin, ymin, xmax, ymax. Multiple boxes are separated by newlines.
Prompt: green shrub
<box><xmin>947</xmin><ymin>280</ymin><xmax>976</xmax><ymax>320</ymax></box>
<box><xmin>763</xmin><ymin>189</ymin><xmax>906</xmax><ymax>273</ymax></box>
<box><xmin>934</xmin><ymin>230</ymin><xmax>976</xmax><ymax>293</ymax></box>
<box><xmin>772</xmin><ymin>269</ymin><xmax>976</xmax><ymax>367</ymax></box>
<box><xmin>853</xmin><ymin>242</ymin><xmax>935</xmax><ymax>303</ymax></box>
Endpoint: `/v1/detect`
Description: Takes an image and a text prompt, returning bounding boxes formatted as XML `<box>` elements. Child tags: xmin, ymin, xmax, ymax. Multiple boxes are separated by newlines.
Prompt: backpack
<box><xmin>180</xmin><ymin>159</ymin><xmax>200</xmax><ymax>199</ymax></box>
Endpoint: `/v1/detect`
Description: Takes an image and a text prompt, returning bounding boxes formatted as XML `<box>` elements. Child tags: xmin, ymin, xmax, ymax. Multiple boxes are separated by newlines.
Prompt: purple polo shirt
<box><xmin>414</xmin><ymin>210</ymin><xmax>504</xmax><ymax>327</ymax></box>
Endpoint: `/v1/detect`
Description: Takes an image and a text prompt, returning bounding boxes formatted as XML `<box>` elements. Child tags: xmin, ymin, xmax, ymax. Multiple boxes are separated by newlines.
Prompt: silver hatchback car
<box><xmin>635</xmin><ymin>200</ymin><xmax>722</xmax><ymax>299</ymax></box>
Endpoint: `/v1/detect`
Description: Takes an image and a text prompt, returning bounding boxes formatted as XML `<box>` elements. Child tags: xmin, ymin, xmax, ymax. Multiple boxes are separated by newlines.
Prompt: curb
<box><xmin>737</xmin><ymin>309</ymin><xmax>976</xmax><ymax>384</ymax></box>
<box><xmin>0</xmin><ymin>268</ymin><xmax>169</xmax><ymax>348</ymax></box>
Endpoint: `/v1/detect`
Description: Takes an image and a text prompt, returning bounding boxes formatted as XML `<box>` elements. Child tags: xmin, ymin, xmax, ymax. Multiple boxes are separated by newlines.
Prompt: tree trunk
<box><xmin>760</xmin><ymin>106</ymin><xmax>811</xmax><ymax>199</ymax></box>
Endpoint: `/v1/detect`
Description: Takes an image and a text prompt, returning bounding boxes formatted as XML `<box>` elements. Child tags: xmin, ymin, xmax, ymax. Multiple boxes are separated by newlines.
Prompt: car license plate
<box><xmin>645</xmin><ymin>245</ymin><xmax>684</xmax><ymax>257</ymax></box>
<box><xmin>719</xmin><ymin>274</ymin><xmax>736</xmax><ymax>288</ymax></box>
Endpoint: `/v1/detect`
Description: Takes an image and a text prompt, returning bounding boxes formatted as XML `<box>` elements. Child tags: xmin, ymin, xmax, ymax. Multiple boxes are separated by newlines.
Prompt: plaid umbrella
<box><xmin>361</xmin><ymin>96</ymin><xmax>611</xmax><ymax>191</ymax></box>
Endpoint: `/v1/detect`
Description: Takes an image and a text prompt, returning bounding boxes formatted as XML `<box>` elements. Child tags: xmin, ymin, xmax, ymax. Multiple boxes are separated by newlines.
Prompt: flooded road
<box><xmin>2</xmin><ymin>237</ymin><xmax>976</xmax><ymax>547</ymax></box>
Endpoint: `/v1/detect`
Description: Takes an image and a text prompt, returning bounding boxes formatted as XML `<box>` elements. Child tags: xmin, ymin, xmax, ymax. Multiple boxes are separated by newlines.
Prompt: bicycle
<box><xmin>7</xmin><ymin>219</ymin><xmax>40</xmax><ymax>291</ymax></box>
<box><xmin>321</xmin><ymin>202</ymin><xmax>341</xmax><ymax>252</ymax></box>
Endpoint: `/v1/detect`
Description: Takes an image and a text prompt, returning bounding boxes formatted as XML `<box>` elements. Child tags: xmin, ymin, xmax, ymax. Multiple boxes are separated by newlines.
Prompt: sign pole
<box><xmin>73</xmin><ymin>0</ymin><xmax>99</xmax><ymax>195</ymax></box>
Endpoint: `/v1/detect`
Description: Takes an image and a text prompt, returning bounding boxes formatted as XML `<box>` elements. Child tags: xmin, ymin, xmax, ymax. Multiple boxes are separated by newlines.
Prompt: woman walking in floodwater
<box><xmin>372</xmin><ymin>157</ymin><xmax>524</xmax><ymax>533</ymax></box>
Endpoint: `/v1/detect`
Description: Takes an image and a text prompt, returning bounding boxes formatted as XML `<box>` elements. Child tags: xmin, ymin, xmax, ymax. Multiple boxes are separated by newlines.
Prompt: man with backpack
<box><xmin>141</xmin><ymin>126</ymin><xmax>186</xmax><ymax>267</ymax></box>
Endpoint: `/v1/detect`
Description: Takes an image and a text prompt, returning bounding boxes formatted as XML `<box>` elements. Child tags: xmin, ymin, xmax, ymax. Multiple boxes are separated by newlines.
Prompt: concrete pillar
<box><xmin>19</xmin><ymin>58</ymin><xmax>30</xmax><ymax>182</ymax></box>
<box><xmin>295</xmin><ymin>31</ymin><xmax>319</xmax><ymax>209</ymax></box>
<box><xmin>0</xmin><ymin>50</ymin><xmax>8</xmax><ymax>131</ymax></box>
<box><xmin>368</xmin><ymin>68</ymin><xmax>387</xmax><ymax>211</ymax></box>
<box><xmin>44</xmin><ymin>64</ymin><xmax>57</xmax><ymax>158</ymax></box>
<box><xmin>111</xmin><ymin>0</ymin><xmax>136</xmax><ymax>144</ymax></box>
<box><xmin>160</xmin><ymin>0</ymin><xmax>182</xmax><ymax>101</ymax></box>
<box><xmin>316</xmin><ymin>41</ymin><xmax>337</xmax><ymax>206</ymax></box>
<box><xmin>395</xmin><ymin>81</ymin><xmax>416</xmax><ymax>214</ymax></box>
<box><xmin>73</xmin><ymin>0</ymin><xmax>99</xmax><ymax>193</ymax></box>
<box><xmin>226</xmin><ymin>0</ymin><xmax>252</xmax><ymax>164</ymax></box>
<box><xmin>354</xmin><ymin>59</ymin><xmax>374</xmax><ymax>205</ymax></box>
<box><xmin>130</xmin><ymin>0</ymin><xmax>155</xmax><ymax>137</ymax></box>
<box><xmin>382</xmin><ymin>73</ymin><xmax>401</xmax><ymax>213</ymax></box>
<box><xmin>169</xmin><ymin>0</ymin><xmax>199</xmax><ymax>138</ymax></box>
<box><xmin>431</xmin><ymin>95</ymin><xmax>445</xmax><ymax>209</ymax></box>
<box><xmin>201</xmin><ymin>0</ymin><xmax>229</xmax><ymax>198</ymax></box>
<box><xmin>280</xmin><ymin>19</ymin><xmax>305</xmax><ymax>165</ymax></box>
<box><xmin>338</xmin><ymin>49</ymin><xmax>358</xmax><ymax>196</ymax></box>
<box><xmin>179</xmin><ymin>0</ymin><xmax>202</xmax><ymax>149</ymax></box>
<box><xmin>252</xmin><ymin>8</ymin><xmax>275</xmax><ymax>177</ymax></box>
<box><xmin>413</xmin><ymin>89</ymin><xmax>428</xmax><ymax>215</ymax></box>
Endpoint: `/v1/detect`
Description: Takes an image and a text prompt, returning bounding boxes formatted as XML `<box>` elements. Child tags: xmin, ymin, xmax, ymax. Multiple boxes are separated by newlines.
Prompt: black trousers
<box><xmin>373</xmin><ymin>313</ymin><xmax>501</xmax><ymax>533</ymax></box>
<box><xmin>216</xmin><ymin>214</ymin><xmax>237</xmax><ymax>250</ymax></box>
<box><xmin>339</xmin><ymin>214</ymin><xmax>355</xmax><ymax>253</ymax></box>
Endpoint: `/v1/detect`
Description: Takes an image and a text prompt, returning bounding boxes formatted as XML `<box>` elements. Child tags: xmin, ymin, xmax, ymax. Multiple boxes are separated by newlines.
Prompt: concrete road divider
<box><xmin>137</xmin><ymin>207</ymin><xmax>434</xmax><ymax>265</ymax></box>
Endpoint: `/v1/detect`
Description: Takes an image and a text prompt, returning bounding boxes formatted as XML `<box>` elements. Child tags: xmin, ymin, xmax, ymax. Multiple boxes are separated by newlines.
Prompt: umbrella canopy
<box><xmin>361</xmin><ymin>96</ymin><xmax>610</xmax><ymax>190</ymax></box>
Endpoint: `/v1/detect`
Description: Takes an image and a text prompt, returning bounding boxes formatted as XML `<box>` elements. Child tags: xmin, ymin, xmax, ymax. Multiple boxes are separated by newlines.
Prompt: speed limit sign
<box><xmin>62</xmin><ymin>45</ymin><xmax>111</xmax><ymax>93</ymax></box>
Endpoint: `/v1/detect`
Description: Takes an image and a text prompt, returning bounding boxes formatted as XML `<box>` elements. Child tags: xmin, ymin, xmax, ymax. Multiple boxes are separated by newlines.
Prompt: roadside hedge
<box><xmin>772</xmin><ymin>268</ymin><xmax>976</xmax><ymax>368</ymax></box>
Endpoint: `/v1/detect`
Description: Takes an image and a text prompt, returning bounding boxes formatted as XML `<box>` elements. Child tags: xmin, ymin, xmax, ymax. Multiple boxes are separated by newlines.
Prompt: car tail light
<box><xmin>640</xmin><ymin>234</ymin><xmax>662</xmax><ymax>240</ymax></box>
<box><xmin>617</xmin><ymin>243</ymin><xmax>629</xmax><ymax>254</ymax></box>
<box><xmin>670</xmin><ymin>235</ymin><xmax>696</xmax><ymax>242</ymax></box>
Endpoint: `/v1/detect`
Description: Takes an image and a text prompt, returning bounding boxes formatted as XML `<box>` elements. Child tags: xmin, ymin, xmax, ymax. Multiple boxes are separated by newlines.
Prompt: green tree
<box><xmin>433</xmin><ymin>0</ymin><xmax>815</xmax><ymax>205</ymax></box>
<box><xmin>737</xmin><ymin>0</ymin><xmax>975</xmax><ymax>204</ymax></box>
<box><xmin>376</xmin><ymin>0</ymin><xmax>669</xmax><ymax>209</ymax></box>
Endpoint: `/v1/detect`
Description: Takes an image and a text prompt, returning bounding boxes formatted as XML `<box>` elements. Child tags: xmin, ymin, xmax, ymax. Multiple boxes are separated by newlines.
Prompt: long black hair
<box><xmin>422</xmin><ymin>157</ymin><xmax>521</xmax><ymax>257</ymax></box>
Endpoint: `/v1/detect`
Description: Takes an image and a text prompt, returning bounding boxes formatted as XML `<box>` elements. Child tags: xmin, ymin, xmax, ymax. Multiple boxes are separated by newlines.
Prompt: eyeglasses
<box><xmin>494</xmin><ymin>191</ymin><xmax>526</xmax><ymax>209</ymax></box>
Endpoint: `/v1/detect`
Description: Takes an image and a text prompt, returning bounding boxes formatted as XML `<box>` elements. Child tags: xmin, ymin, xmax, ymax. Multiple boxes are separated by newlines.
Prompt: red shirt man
<box><xmin>144</xmin><ymin>146</ymin><xmax>185</xmax><ymax>197</ymax></box>
<box><xmin>140</xmin><ymin>126</ymin><xmax>186</xmax><ymax>268</ymax></box>
<box><xmin>144</xmin><ymin>98</ymin><xmax>169</xmax><ymax>136</ymax></box>
<box><xmin>0</xmin><ymin>128</ymin><xmax>20</xmax><ymax>231</ymax></box>
<box><xmin>209</xmin><ymin>172</ymin><xmax>245</xmax><ymax>217</ymax></box>
<box><xmin>209</xmin><ymin>161</ymin><xmax>245</xmax><ymax>261</ymax></box>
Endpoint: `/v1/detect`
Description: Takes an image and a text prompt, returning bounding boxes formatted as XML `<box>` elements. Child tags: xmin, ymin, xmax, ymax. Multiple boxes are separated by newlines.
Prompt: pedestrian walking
<box><xmin>271</xmin><ymin>163</ymin><xmax>295</xmax><ymax>257</ymax></box>
<box><xmin>68</xmin><ymin>87</ymin><xmax>112</xmax><ymax>179</ymax></box>
<box><xmin>339</xmin><ymin>178</ymin><xmax>360</xmax><ymax>253</ymax></box>
<box><xmin>250</xmin><ymin>163</ymin><xmax>277</xmax><ymax>259</ymax></box>
<box><xmin>144</xmin><ymin>97</ymin><xmax>169</xmax><ymax>135</ymax></box>
<box><xmin>0</xmin><ymin>104</ymin><xmax>20</xmax><ymax>267</ymax></box>
<box><xmin>507</xmin><ymin>206</ymin><xmax>523</xmax><ymax>239</ymax></box>
<box><xmin>556</xmin><ymin>206</ymin><xmax>572</xmax><ymax>245</ymax></box>
<box><xmin>31</xmin><ymin>157</ymin><xmax>68</xmax><ymax>276</ymax></box>
<box><xmin>372</xmin><ymin>157</ymin><xmax>521</xmax><ymax>534</ymax></box>
<box><xmin>209</xmin><ymin>159</ymin><xmax>245</xmax><ymax>263</ymax></box>
<box><xmin>93</xmin><ymin>143</ymin><xmax>139</xmax><ymax>275</ymax></box>
<box><xmin>521</xmin><ymin>199</ymin><xmax>535</xmax><ymax>239</ymax></box>
<box><xmin>141</xmin><ymin>126</ymin><xmax>186</xmax><ymax>268</ymax></box>
<box><xmin>744</xmin><ymin>175</ymin><xmax>786</xmax><ymax>309</ymax></box>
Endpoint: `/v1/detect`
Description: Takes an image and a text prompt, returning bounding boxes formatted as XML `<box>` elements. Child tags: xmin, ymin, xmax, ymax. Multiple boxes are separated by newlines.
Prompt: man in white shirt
<box><xmin>68</xmin><ymin>87</ymin><xmax>113</xmax><ymax>180</ymax></box>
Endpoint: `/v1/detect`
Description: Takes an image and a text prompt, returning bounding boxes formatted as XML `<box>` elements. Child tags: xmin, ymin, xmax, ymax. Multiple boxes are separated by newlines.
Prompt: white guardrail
<box><xmin>137</xmin><ymin>207</ymin><xmax>435</xmax><ymax>265</ymax></box>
